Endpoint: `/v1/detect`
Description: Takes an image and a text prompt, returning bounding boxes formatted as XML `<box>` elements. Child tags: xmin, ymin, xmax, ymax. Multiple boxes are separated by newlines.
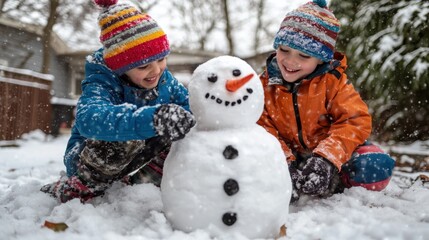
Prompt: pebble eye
<box><xmin>208</xmin><ymin>73</ymin><xmax>218</xmax><ymax>83</ymax></box>
<box><xmin>232</xmin><ymin>69</ymin><xmax>241</xmax><ymax>77</ymax></box>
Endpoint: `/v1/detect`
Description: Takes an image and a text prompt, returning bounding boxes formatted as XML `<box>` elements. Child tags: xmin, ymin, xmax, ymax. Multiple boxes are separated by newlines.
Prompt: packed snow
<box><xmin>161</xmin><ymin>56</ymin><xmax>292</xmax><ymax>238</ymax></box>
<box><xmin>1</xmin><ymin>130</ymin><xmax>428</xmax><ymax>240</ymax></box>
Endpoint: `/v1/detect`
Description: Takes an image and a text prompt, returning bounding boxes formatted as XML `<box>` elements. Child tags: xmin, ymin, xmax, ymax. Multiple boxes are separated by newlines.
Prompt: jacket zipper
<box><xmin>292</xmin><ymin>92</ymin><xmax>308</xmax><ymax>150</ymax></box>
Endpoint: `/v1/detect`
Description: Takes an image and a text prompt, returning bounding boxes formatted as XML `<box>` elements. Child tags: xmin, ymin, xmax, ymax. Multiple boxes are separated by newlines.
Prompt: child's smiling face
<box><xmin>125</xmin><ymin>58</ymin><xmax>167</xmax><ymax>89</ymax></box>
<box><xmin>276</xmin><ymin>45</ymin><xmax>323</xmax><ymax>83</ymax></box>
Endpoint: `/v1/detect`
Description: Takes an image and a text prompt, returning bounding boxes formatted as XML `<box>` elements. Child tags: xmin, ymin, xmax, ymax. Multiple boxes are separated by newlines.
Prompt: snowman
<box><xmin>161</xmin><ymin>56</ymin><xmax>292</xmax><ymax>238</ymax></box>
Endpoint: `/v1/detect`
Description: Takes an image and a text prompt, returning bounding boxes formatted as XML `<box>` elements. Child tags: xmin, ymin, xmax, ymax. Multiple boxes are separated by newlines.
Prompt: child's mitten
<box><xmin>299</xmin><ymin>155</ymin><xmax>336</xmax><ymax>196</ymax></box>
<box><xmin>153</xmin><ymin>104</ymin><xmax>195</xmax><ymax>141</ymax></box>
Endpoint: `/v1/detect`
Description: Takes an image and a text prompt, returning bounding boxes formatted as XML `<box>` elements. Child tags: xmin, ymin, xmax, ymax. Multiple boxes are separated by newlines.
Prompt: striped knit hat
<box><xmin>94</xmin><ymin>0</ymin><xmax>170</xmax><ymax>75</ymax></box>
<box><xmin>273</xmin><ymin>0</ymin><xmax>340</xmax><ymax>62</ymax></box>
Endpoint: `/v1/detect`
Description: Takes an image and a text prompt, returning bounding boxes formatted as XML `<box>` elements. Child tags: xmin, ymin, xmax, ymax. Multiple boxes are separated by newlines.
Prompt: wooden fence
<box><xmin>0</xmin><ymin>65</ymin><xmax>53</xmax><ymax>141</ymax></box>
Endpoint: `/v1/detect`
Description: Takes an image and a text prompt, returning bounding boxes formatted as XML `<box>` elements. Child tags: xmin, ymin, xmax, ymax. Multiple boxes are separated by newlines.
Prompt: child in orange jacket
<box><xmin>257</xmin><ymin>0</ymin><xmax>395</xmax><ymax>202</ymax></box>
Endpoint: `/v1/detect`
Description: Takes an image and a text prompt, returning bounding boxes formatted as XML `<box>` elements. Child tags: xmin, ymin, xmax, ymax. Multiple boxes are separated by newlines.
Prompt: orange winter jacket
<box><xmin>257</xmin><ymin>52</ymin><xmax>371</xmax><ymax>170</ymax></box>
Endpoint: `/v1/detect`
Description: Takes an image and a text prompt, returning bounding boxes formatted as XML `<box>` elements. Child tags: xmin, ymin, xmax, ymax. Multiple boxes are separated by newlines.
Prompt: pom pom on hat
<box><xmin>313</xmin><ymin>0</ymin><xmax>327</xmax><ymax>8</ymax></box>
<box><xmin>273</xmin><ymin>0</ymin><xmax>340</xmax><ymax>62</ymax></box>
<box><xmin>94</xmin><ymin>0</ymin><xmax>118</xmax><ymax>8</ymax></box>
<box><xmin>95</xmin><ymin>0</ymin><xmax>170</xmax><ymax>75</ymax></box>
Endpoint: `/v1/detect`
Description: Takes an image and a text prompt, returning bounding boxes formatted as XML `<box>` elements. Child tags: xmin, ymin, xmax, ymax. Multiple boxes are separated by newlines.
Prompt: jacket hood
<box><xmin>84</xmin><ymin>48</ymin><xmax>114</xmax><ymax>77</ymax></box>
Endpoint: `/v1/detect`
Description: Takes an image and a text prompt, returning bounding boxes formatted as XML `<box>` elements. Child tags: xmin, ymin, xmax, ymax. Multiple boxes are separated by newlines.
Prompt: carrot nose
<box><xmin>225</xmin><ymin>73</ymin><xmax>254</xmax><ymax>92</ymax></box>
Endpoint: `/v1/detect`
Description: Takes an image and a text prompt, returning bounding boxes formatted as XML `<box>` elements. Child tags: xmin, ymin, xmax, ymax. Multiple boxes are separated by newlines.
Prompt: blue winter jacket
<box><xmin>64</xmin><ymin>49</ymin><xmax>190</xmax><ymax>176</ymax></box>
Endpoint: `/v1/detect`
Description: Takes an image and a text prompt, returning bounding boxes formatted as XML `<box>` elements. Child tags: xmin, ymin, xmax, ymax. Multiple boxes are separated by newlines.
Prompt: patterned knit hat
<box><xmin>273</xmin><ymin>0</ymin><xmax>340</xmax><ymax>62</ymax></box>
<box><xmin>94</xmin><ymin>0</ymin><xmax>170</xmax><ymax>75</ymax></box>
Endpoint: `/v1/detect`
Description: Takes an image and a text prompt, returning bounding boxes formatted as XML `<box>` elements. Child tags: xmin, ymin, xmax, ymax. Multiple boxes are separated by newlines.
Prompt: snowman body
<box><xmin>161</xmin><ymin>56</ymin><xmax>292</xmax><ymax>238</ymax></box>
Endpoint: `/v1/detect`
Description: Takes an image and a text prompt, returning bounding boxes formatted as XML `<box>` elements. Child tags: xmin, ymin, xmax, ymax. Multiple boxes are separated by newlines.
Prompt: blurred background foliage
<box><xmin>331</xmin><ymin>0</ymin><xmax>429</xmax><ymax>142</ymax></box>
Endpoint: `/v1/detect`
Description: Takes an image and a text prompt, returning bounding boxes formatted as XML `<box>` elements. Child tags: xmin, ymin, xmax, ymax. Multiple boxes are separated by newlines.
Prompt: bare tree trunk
<box><xmin>221</xmin><ymin>0</ymin><xmax>234</xmax><ymax>55</ymax></box>
<box><xmin>253</xmin><ymin>0</ymin><xmax>265</xmax><ymax>53</ymax></box>
<box><xmin>41</xmin><ymin>0</ymin><xmax>59</xmax><ymax>74</ymax></box>
<box><xmin>169</xmin><ymin>0</ymin><xmax>221</xmax><ymax>51</ymax></box>
<box><xmin>0</xmin><ymin>0</ymin><xmax>7</xmax><ymax>16</ymax></box>
<box><xmin>198</xmin><ymin>21</ymin><xmax>216</xmax><ymax>51</ymax></box>
<box><xmin>0</xmin><ymin>0</ymin><xmax>7</xmax><ymax>17</ymax></box>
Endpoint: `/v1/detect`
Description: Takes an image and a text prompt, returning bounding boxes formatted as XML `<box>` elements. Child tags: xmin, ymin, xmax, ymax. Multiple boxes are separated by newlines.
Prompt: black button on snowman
<box><xmin>222</xmin><ymin>212</ymin><xmax>237</xmax><ymax>226</ymax></box>
<box><xmin>224</xmin><ymin>178</ymin><xmax>239</xmax><ymax>196</ymax></box>
<box><xmin>161</xmin><ymin>56</ymin><xmax>292</xmax><ymax>239</ymax></box>
<box><xmin>222</xmin><ymin>145</ymin><xmax>239</xmax><ymax>224</ymax></box>
<box><xmin>223</xmin><ymin>145</ymin><xmax>239</xmax><ymax>160</ymax></box>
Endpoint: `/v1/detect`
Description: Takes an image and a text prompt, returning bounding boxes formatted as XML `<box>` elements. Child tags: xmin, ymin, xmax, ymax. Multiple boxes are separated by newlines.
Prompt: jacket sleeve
<box><xmin>314</xmin><ymin>72</ymin><xmax>372</xmax><ymax>169</ymax></box>
<box><xmin>75</xmin><ymin>73</ymin><xmax>158</xmax><ymax>141</ymax></box>
<box><xmin>165</xmin><ymin>71</ymin><xmax>191</xmax><ymax>112</ymax></box>
<box><xmin>258</xmin><ymin>108</ymin><xmax>296</xmax><ymax>163</ymax></box>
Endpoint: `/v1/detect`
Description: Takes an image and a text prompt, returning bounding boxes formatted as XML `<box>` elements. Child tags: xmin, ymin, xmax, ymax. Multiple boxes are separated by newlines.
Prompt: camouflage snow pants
<box><xmin>77</xmin><ymin>136</ymin><xmax>171</xmax><ymax>188</ymax></box>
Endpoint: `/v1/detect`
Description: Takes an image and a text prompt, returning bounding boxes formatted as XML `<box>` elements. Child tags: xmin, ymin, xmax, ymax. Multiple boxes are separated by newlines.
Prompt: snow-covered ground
<box><xmin>1</xmin><ymin>130</ymin><xmax>428</xmax><ymax>240</ymax></box>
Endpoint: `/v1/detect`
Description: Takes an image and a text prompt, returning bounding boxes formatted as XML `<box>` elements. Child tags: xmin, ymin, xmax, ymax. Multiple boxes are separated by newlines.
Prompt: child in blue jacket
<box><xmin>41</xmin><ymin>0</ymin><xmax>195</xmax><ymax>203</ymax></box>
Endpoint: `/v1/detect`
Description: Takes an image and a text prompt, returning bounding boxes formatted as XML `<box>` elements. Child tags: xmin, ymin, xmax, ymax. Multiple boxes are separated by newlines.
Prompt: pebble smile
<box><xmin>205</xmin><ymin>88</ymin><xmax>254</xmax><ymax>106</ymax></box>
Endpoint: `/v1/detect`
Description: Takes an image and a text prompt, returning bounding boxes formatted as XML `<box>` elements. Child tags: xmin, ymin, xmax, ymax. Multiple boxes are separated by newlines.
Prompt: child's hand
<box><xmin>299</xmin><ymin>156</ymin><xmax>335</xmax><ymax>196</ymax></box>
<box><xmin>153</xmin><ymin>104</ymin><xmax>196</xmax><ymax>141</ymax></box>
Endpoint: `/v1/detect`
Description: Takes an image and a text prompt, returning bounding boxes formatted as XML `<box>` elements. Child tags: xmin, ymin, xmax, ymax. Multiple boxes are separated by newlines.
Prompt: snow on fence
<box><xmin>0</xmin><ymin>65</ymin><xmax>53</xmax><ymax>141</ymax></box>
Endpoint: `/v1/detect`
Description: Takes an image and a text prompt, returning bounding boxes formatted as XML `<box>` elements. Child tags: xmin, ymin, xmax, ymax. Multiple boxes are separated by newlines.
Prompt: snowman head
<box><xmin>188</xmin><ymin>56</ymin><xmax>264</xmax><ymax>131</ymax></box>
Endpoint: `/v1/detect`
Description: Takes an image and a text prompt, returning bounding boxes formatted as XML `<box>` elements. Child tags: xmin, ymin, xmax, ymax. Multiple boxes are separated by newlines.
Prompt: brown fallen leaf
<box><xmin>43</xmin><ymin>220</ymin><xmax>68</xmax><ymax>232</ymax></box>
<box><xmin>417</xmin><ymin>174</ymin><xmax>429</xmax><ymax>183</ymax></box>
<box><xmin>276</xmin><ymin>224</ymin><xmax>287</xmax><ymax>239</ymax></box>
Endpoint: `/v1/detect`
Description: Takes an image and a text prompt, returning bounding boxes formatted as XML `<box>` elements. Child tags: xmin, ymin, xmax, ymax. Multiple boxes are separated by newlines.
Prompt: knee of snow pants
<box><xmin>340</xmin><ymin>142</ymin><xmax>395</xmax><ymax>191</ymax></box>
<box><xmin>77</xmin><ymin>136</ymin><xmax>171</xmax><ymax>186</ymax></box>
<box><xmin>77</xmin><ymin>139</ymin><xmax>146</xmax><ymax>184</ymax></box>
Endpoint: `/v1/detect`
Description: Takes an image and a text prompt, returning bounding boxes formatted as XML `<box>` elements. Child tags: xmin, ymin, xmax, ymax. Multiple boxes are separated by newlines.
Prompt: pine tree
<box><xmin>331</xmin><ymin>0</ymin><xmax>429</xmax><ymax>142</ymax></box>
